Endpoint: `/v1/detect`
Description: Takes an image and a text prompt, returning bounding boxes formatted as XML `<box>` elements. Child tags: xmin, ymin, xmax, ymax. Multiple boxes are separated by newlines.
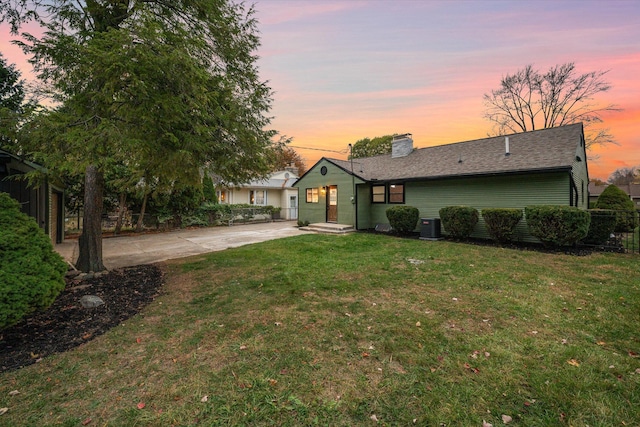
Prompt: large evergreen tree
<box><xmin>2</xmin><ymin>1</ymin><xmax>277</xmax><ymax>271</ymax></box>
<box><xmin>0</xmin><ymin>52</ymin><xmax>26</xmax><ymax>147</ymax></box>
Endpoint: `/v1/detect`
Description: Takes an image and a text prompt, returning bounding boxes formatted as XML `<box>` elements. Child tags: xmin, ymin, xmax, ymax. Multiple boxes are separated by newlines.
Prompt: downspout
<box><xmin>569</xmin><ymin>171</ymin><xmax>578</xmax><ymax>207</ymax></box>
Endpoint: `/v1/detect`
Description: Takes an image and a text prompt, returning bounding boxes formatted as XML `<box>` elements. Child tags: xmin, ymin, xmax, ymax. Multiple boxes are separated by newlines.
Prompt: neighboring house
<box><xmin>293</xmin><ymin>123</ymin><xmax>589</xmax><ymax>241</ymax></box>
<box><xmin>0</xmin><ymin>148</ymin><xmax>65</xmax><ymax>244</ymax></box>
<box><xmin>217</xmin><ymin>169</ymin><xmax>299</xmax><ymax>220</ymax></box>
<box><xmin>589</xmin><ymin>183</ymin><xmax>640</xmax><ymax>209</ymax></box>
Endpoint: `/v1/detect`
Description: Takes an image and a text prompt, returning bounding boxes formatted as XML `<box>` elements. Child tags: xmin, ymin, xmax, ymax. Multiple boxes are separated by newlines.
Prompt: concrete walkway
<box><xmin>56</xmin><ymin>221</ymin><xmax>311</xmax><ymax>270</ymax></box>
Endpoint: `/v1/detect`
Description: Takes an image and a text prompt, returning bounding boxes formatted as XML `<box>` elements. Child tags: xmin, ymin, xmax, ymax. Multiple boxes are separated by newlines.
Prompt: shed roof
<box><xmin>589</xmin><ymin>183</ymin><xmax>640</xmax><ymax>198</ymax></box>
<box><xmin>232</xmin><ymin>170</ymin><xmax>298</xmax><ymax>190</ymax></box>
<box><xmin>0</xmin><ymin>148</ymin><xmax>47</xmax><ymax>173</ymax></box>
<box><xmin>324</xmin><ymin>124</ymin><xmax>584</xmax><ymax>182</ymax></box>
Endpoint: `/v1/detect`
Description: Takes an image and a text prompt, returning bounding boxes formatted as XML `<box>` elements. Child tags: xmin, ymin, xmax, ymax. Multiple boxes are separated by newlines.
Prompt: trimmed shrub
<box><xmin>0</xmin><ymin>193</ymin><xmax>67</xmax><ymax>330</ymax></box>
<box><xmin>594</xmin><ymin>185</ymin><xmax>638</xmax><ymax>232</ymax></box>
<box><xmin>439</xmin><ymin>206</ymin><xmax>479</xmax><ymax>239</ymax></box>
<box><xmin>583</xmin><ymin>209</ymin><xmax>617</xmax><ymax>245</ymax></box>
<box><xmin>481</xmin><ymin>208</ymin><xmax>523</xmax><ymax>242</ymax></box>
<box><xmin>524</xmin><ymin>205</ymin><xmax>590</xmax><ymax>247</ymax></box>
<box><xmin>386</xmin><ymin>205</ymin><xmax>419</xmax><ymax>234</ymax></box>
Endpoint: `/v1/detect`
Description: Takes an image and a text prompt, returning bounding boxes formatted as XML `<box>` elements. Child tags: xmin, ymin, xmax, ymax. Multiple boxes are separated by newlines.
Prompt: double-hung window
<box><xmin>306</xmin><ymin>188</ymin><xmax>319</xmax><ymax>203</ymax></box>
<box><xmin>389</xmin><ymin>184</ymin><xmax>405</xmax><ymax>204</ymax></box>
<box><xmin>372</xmin><ymin>185</ymin><xmax>386</xmax><ymax>203</ymax></box>
<box><xmin>250</xmin><ymin>190</ymin><xmax>266</xmax><ymax>205</ymax></box>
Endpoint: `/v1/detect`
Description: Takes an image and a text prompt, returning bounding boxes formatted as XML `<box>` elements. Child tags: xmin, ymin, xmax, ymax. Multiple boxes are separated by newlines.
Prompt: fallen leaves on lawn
<box><xmin>482</xmin><ymin>420</ymin><xmax>493</xmax><ymax>427</ymax></box>
<box><xmin>463</xmin><ymin>363</ymin><xmax>480</xmax><ymax>374</ymax></box>
<box><xmin>137</xmin><ymin>402</ymin><xmax>146</xmax><ymax>410</ymax></box>
<box><xmin>567</xmin><ymin>359</ymin><xmax>580</xmax><ymax>367</ymax></box>
<box><xmin>200</xmin><ymin>395</ymin><xmax>208</xmax><ymax>403</ymax></box>
<box><xmin>501</xmin><ymin>414</ymin><xmax>513</xmax><ymax>424</ymax></box>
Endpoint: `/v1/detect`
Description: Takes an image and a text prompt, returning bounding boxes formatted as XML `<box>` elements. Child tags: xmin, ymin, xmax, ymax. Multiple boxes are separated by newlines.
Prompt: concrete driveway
<box><xmin>56</xmin><ymin>221</ymin><xmax>310</xmax><ymax>270</ymax></box>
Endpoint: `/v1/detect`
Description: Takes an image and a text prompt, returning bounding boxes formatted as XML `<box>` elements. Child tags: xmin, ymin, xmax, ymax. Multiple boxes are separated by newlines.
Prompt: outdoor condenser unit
<box><xmin>419</xmin><ymin>218</ymin><xmax>441</xmax><ymax>240</ymax></box>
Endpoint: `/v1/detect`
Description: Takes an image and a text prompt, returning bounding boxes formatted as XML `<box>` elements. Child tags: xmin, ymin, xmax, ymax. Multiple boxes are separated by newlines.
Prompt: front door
<box><xmin>327</xmin><ymin>185</ymin><xmax>338</xmax><ymax>222</ymax></box>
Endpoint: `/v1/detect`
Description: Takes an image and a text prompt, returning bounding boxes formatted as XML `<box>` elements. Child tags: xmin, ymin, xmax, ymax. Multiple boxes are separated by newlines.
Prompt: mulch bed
<box><xmin>0</xmin><ymin>265</ymin><xmax>164</xmax><ymax>373</ymax></box>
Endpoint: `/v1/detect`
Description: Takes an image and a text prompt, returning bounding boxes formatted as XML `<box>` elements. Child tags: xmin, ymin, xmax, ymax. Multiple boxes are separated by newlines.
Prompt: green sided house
<box><xmin>0</xmin><ymin>148</ymin><xmax>65</xmax><ymax>244</ymax></box>
<box><xmin>293</xmin><ymin>123</ymin><xmax>589</xmax><ymax>241</ymax></box>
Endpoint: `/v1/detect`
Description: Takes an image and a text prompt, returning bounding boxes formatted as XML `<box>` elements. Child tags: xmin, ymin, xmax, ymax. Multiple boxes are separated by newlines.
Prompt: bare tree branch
<box><xmin>483</xmin><ymin>63</ymin><xmax>621</xmax><ymax>149</ymax></box>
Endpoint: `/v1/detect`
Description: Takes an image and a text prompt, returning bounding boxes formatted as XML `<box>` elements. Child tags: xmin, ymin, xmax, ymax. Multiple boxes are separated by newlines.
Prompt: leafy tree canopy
<box><xmin>350</xmin><ymin>134</ymin><xmax>395</xmax><ymax>159</ymax></box>
<box><xmin>270</xmin><ymin>145</ymin><xmax>306</xmax><ymax>176</ymax></box>
<box><xmin>0</xmin><ymin>52</ymin><xmax>24</xmax><ymax>112</ymax></box>
<box><xmin>483</xmin><ymin>63</ymin><xmax>620</xmax><ymax>149</ymax></box>
<box><xmin>0</xmin><ymin>52</ymin><xmax>26</xmax><ymax>146</ymax></box>
<box><xmin>1</xmin><ymin>0</ymin><xmax>279</xmax><ymax>271</ymax></box>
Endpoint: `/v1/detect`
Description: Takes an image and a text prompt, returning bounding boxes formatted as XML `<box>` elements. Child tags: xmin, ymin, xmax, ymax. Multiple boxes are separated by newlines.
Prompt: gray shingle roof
<box><xmin>241</xmin><ymin>177</ymin><xmax>296</xmax><ymax>189</ymax></box>
<box><xmin>327</xmin><ymin>124</ymin><xmax>584</xmax><ymax>182</ymax></box>
<box><xmin>589</xmin><ymin>183</ymin><xmax>640</xmax><ymax>198</ymax></box>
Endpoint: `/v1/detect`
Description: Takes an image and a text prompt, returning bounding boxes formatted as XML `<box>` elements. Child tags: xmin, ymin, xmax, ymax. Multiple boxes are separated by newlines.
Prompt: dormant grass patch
<box><xmin>1</xmin><ymin>233</ymin><xmax>639</xmax><ymax>426</ymax></box>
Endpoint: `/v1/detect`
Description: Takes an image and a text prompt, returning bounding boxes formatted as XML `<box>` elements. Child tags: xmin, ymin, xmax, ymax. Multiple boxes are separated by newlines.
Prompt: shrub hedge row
<box><xmin>385</xmin><ymin>206</ymin><xmax>419</xmax><ymax>234</ymax></box>
<box><xmin>434</xmin><ymin>204</ymin><xmax>626</xmax><ymax>247</ymax></box>
<box><xmin>481</xmin><ymin>208</ymin><xmax>523</xmax><ymax>242</ymax></box>
<box><xmin>438</xmin><ymin>206</ymin><xmax>479</xmax><ymax>239</ymax></box>
<box><xmin>524</xmin><ymin>205</ymin><xmax>590</xmax><ymax>247</ymax></box>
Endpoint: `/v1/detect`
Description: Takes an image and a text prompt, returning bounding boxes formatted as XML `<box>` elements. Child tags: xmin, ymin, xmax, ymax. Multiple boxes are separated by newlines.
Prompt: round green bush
<box><xmin>439</xmin><ymin>206</ymin><xmax>479</xmax><ymax>239</ymax></box>
<box><xmin>524</xmin><ymin>205</ymin><xmax>590</xmax><ymax>247</ymax></box>
<box><xmin>481</xmin><ymin>208</ymin><xmax>523</xmax><ymax>242</ymax></box>
<box><xmin>0</xmin><ymin>193</ymin><xmax>67</xmax><ymax>330</ymax></box>
<box><xmin>386</xmin><ymin>205</ymin><xmax>419</xmax><ymax>234</ymax></box>
<box><xmin>583</xmin><ymin>209</ymin><xmax>617</xmax><ymax>245</ymax></box>
<box><xmin>594</xmin><ymin>185</ymin><xmax>638</xmax><ymax>232</ymax></box>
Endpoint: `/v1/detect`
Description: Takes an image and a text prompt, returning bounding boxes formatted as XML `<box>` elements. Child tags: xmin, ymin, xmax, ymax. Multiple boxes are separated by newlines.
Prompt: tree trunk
<box><xmin>114</xmin><ymin>192</ymin><xmax>126</xmax><ymax>234</ymax></box>
<box><xmin>76</xmin><ymin>165</ymin><xmax>106</xmax><ymax>272</ymax></box>
<box><xmin>136</xmin><ymin>191</ymin><xmax>148</xmax><ymax>232</ymax></box>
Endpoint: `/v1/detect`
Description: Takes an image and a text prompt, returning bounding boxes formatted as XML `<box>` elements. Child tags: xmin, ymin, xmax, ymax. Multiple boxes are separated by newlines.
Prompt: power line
<box><xmin>289</xmin><ymin>145</ymin><xmax>348</xmax><ymax>154</ymax></box>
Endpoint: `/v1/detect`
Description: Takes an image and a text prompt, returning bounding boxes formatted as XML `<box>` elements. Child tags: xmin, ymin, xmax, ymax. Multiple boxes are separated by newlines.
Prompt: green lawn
<box><xmin>1</xmin><ymin>233</ymin><xmax>639</xmax><ymax>426</ymax></box>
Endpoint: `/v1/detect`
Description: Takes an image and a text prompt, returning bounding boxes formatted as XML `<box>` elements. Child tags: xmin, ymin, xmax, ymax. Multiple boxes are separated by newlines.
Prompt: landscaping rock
<box><xmin>80</xmin><ymin>295</ymin><xmax>105</xmax><ymax>308</ymax></box>
<box><xmin>65</xmin><ymin>270</ymin><xmax>82</xmax><ymax>279</ymax></box>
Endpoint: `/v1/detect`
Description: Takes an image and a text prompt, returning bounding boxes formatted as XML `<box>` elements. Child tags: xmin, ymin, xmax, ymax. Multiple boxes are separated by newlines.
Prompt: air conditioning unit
<box><xmin>419</xmin><ymin>218</ymin><xmax>441</xmax><ymax>240</ymax></box>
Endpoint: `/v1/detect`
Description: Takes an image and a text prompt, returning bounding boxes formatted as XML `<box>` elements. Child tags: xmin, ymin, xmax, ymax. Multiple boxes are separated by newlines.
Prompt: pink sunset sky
<box><xmin>1</xmin><ymin>0</ymin><xmax>638</xmax><ymax>181</ymax></box>
<box><xmin>253</xmin><ymin>0</ymin><xmax>640</xmax><ymax>180</ymax></box>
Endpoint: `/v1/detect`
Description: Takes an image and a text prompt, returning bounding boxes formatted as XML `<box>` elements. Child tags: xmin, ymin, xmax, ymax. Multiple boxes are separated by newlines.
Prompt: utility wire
<box><xmin>289</xmin><ymin>145</ymin><xmax>348</xmax><ymax>154</ymax></box>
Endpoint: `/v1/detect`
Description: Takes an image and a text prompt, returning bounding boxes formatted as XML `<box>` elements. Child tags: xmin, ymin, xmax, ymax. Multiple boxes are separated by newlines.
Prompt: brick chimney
<box><xmin>391</xmin><ymin>134</ymin><xmax>413</xmax><ymax>158</ymax></box>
